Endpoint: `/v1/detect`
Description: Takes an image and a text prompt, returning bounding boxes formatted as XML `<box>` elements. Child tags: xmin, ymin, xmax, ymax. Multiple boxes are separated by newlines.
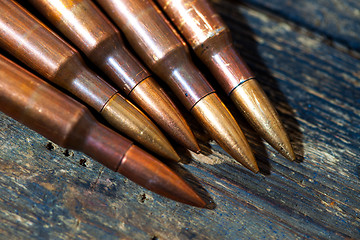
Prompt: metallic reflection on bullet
<box><xmin>97</xmin><ymin>0</ymin><xmax>258</xmax><ymax>171</ymax></box>
<box><xmin>0</xmin><ymin>55</ymin><xmax>205</xmax><ymax>207</ymax></box>
<box><xmin>231</xmin><ymin>80</ymin><xmax>295</xmax><ymax>161</ymax></box>
<box><xmin>0</xmin><ymin>0</ymin><xmax>179</xmax><ymax>161</ymax></box>
<box><xmin>101</xmin><ymin>93</ymin><xmax>181</xmax><ymax>161</ymax></box>
<box><xmin>28</xmin><ymin>0</ymin><xmax>200</xmax><ymax>153</ymax></box>
<box><xmin>156</xmin><ymin>0</ymin><xmax>295</xmax><ymax>160</ymax></box>
<box><xmin>192</xmin><ymin>93</ymin><xmax>259</xmax><ymax>173</ymax></box>
<box><xmin>130</xmin><ymin>77</ymin><xmax>201</xmax><ymax>153</ymax></box>
<box><xmin>119</xmin><ymin>145</ymin><xmax>205</xmax><ymax>207</ymax></box>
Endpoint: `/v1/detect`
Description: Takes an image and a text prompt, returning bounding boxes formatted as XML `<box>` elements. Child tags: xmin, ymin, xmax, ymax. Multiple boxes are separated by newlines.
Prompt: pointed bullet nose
<box><xmin>100</xmin><ymin>93</ymin><xmax>180</xmax><ymax>162</ymax></box>
<box><xmin>230</xmin><ymin>79</ymin><xmax>295</xmax><ymax>161</ymax></box>
<box><xmin>130</xmin><ymin>77</ymin><xmax>200</xmax><ymax>153</ymax></box>
<box><xmin>118</xmin><ymin>145</ymin><xmax>206</xmax><ymax>207</ymax></box>
<box><xmin>191</xmin><ymin>93</ymin><xmax>259</xmax><ymax>173</ymax></box>
<box><xmin>279</xmin><ymin>142</ymin><xmax>296</xmax><ymax>161</ymax></box>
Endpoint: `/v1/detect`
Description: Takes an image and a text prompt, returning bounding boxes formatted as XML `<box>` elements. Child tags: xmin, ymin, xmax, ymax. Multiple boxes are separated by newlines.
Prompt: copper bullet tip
<box><xmin>0</xmin><ymin>54</ymin><xmax>202</xmax><ymax>207</ymax></box>
<box><xmin>101</xmin><ymin>93</ymin><xmax>180</xmax><ymax>162</ymax></box>
<box><xmin>230</xmin><ymin>79</ymin><xmax>295</xmax><ymax>161</ymax></box>
<box><xmin>130</xmin><ymin>77</ymin><xmax>200</xmax><ymax>153</ymax></box>
<box><xmin>192</xmin><ymin>93</ymin><xmax>259</xmax><ymax>173</ymax></box>
<box><xmin>118</xmin><ymin>145</ymin><xmax>206</xmax><ymax>207</ymax></box>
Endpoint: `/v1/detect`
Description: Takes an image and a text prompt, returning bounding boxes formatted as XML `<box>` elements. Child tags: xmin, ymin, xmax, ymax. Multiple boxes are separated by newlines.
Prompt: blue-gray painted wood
<box><xmin>0</xmin><ymin>1</ymin><xmax>359</xmax><ymax>239</ymax></box>
<box><xmin>237</xmin><ymin>0</ymin><xmax>360</xmax><ymax>52</ymax></box>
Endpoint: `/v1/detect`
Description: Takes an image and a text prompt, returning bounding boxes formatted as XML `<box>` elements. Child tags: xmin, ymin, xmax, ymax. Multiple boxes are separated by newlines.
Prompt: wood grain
<box><xmin>1</xmin><ymin>0</ymin><xmax>359</xmax><ymax>239</ymax></box>
<box><xmin>237</xmin><ymin>0</ymin><xmax>360</xmax><ymax>52</ymax></box>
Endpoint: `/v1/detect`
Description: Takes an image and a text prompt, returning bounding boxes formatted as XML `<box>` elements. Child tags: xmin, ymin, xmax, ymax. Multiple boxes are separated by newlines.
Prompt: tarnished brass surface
<box><xmin>29</xmin><ymin>0</ymin><xmax>198</xmax><ymax>152</ymax></box>
<box><xmin>157</xmin><ymin>0</ymin><xmax>224</xmax><ymax>49</ymax></box>
<box><xmin>119</xmin><ymin>145</ymin><xmax>206</xmax><ymax>207</ymax></box>
<box><xmin>28</xmin><ymin>0</ymin><xmax>148</xmax><ymax>96</ymax></box>
<box><xmin>231</xmin><ymin>80</ymin><xmax>295</xmax><ymax>160</ymax></box>
<box><xmin>0</xmin><ymin>0</ymin><xmax>115</xmax><ymax>111</ymax></box>
<box><xmin>156</xmin><ymin>0</ymin><xmax>253</xmax><ymax>94</ymax></box>
<box><xmin>97</xmin><ymin>0</ymin><xmax>258</xmax><ymax>168</ymax></box>
<box><xmin>0</xmin><ymin>55</ymin><xmax>131</xmax><ymax>169</ymax></box>
<box><xmin>0</xmin><ymin>55</ymin><xmax>205</xmax><ymax>207</ymax></box>
<box><xmin>191</xmin><ymin>93</ymin><xmax>259</xmax><ymax>173</ymax></box>
<box><xmin>130</xmin><ymin>77</ymin><xmax>200</xmax><ymax>153</ymax></box>
<box><xmin>156</xmin><ymin>0</ymin><xmax>294</xmax><ymax>160</ymax></box>
<box><xmin>101</xmin><ymin>93</ymin><xmax>181</xmax><ymax>162</ymax></box>
<box><xmin>96</xmin><ymin>0</ymin><xmax>214</xmax><ymax>110</ymax></box>
<box><xmin>0</xmin><ymin>0</ymin><xmax>179</xmax><ymax>160</ymax></box>
<box><xmin>194</xmin><ymin>33</ymin><xmax>254</xmax><ymax>94</ymax></box>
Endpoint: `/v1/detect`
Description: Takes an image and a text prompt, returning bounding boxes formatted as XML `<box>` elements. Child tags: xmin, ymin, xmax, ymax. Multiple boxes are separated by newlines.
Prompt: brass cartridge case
<box><xmin>0</xmin><ymin>55</ymin><xmax>206</xmax><ymax>208</ymax></box>
<box><xmin>96</xmin><ymin>0</ymin><xmax>214</xmax><ymax>111</ymax></box>
<box><xmin>28</xmin><ymin>0</ymin><xmax>200</xmax><ymax>153</ymax></box>
<box><xmin>97</xmin><ymin>0</ymin><xmax>259</xmax><ymax>172</ymax></box>
<box><xmin>156</xmin><ymin>0</ymin><xmax>295</xmax><ymax>160</ymax></box>
<box><xmin>156</xmin><ymin>0</ymin><xmax>253</xmax><ymax>93</ymax></box>
<box><xmin>0</xmin><ymin>0</ymin><xmax>180</xmax><ymax>161</ymax></box>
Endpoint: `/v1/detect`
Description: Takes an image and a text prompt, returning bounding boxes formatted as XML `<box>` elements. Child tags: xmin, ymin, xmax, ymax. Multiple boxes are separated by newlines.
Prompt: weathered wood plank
<box><xmin>234</xmin><ymin>0</ymin><xmax>360</xmax><ymax>52</ymax></box>
<box><xmin>1</xmin><ymin>1</ymin><xmax>360</xmax><ymax>239</ymax></box>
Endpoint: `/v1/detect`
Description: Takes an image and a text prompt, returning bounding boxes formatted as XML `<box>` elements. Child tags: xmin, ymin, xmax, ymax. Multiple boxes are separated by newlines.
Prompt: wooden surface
<box><xmin>1</xmin><ymin>0</ymin><xmax>359</xmax><ymax>239</ymax></box>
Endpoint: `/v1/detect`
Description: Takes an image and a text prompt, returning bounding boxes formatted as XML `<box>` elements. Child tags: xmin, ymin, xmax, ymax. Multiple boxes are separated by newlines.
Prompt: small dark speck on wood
<box><xmin>139</xmin><ymin>193</ymin><xmax>147</xmax><ymax>203</ymax></box>
<box><xmin>63</xmin><ymin>149</ymin><xmax>71</xmax><ymax>157</ymax></box>
<box><xmin>46</xmin><ymin>142</ymin><xmax>54</xmax><ymax>151</ymax></box>
<box><xmin>79</xmin><ymin>159</ymin><xmax>87</xmax><ymax>167</ymax></box>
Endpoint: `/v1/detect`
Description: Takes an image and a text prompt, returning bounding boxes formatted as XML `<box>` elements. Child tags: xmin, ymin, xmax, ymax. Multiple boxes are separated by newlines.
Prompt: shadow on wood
<box><xmin>214</xmin><ymin>0</ymin><xmax>304</xmax><ymax>165</ymax></box>
<box><xmin>166</xmin><ymin>161</ymin><xmax>216</xmax><ymax>209</ymax></box>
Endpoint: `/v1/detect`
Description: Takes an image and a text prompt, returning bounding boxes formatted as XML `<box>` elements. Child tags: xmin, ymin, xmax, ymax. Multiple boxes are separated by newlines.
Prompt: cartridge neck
<box><xmin>69</xmin><ymin>111</ymin><xmax>133</xmax><ymax>171</ymax></box>
<box><xmin>194</xmin><ymin>30</ymin><xmax>254</xmax><ymax>94</ymax></box>
<box><xmin>88</xmin><ymin>34</ymin><xmax>150</xmax><ymax>96</ymax></box>
<box><xmin>53</xmin><ymin>54</ymin><xmax>117</xmax><ymax>112</ymax></box>
<box><xmin>152</xmin><ymin>49</ymin><xmax>214</xmax><ymax>110</ymax></box>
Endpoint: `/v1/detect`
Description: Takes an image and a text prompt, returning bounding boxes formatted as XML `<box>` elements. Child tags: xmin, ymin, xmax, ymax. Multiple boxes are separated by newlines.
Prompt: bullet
<box><xmin>156</xmin><ymin>0</ymin><xmax>295</xmax><ymax>161</ymax></box>
<box><xmin>0</xmin><ymin>55</ymin><xmax>205</xmax><ymax>207</ymax></box>
<box><xmin>28</xmin><ymin>0</ymin><xmax>200</xmax><ymax>153</ymax></box>
<box><xmin>96</xmin><ymin>0</ymin><xmax>259</xmax><ymax>172</ymax></box>
<box><xmin>0</xmin><ymin>0</ymin><xmax>180</xmax><ymax>162</ymax></box>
